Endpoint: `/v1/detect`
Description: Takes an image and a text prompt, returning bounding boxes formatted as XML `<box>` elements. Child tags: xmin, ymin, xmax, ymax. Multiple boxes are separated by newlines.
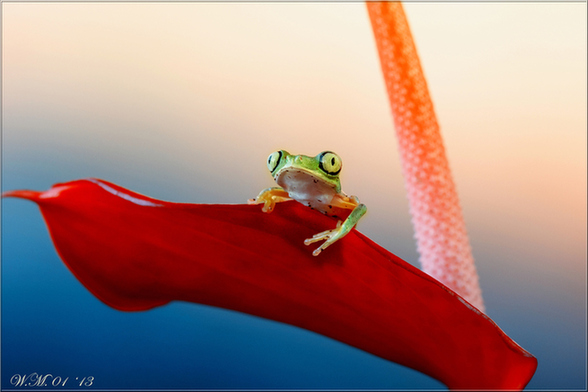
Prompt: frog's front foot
<box><xmin>304</xmin><ymin>221</ymin><xmax>346</xmax><ymax>256</ymax></box>
<box><xmin>304</xmin><ymin>203</ymin><xmax>367</xmax><ymax>256</ymax></box>
<box><xmin>247</xmin><ymin>195</ymin><xmax>276</xmax><ymax>213</ymax></box>
<box><xmin>248</xmin><ymin>187</ymin><xmax>291</xmax><ymax>213</ymax></box>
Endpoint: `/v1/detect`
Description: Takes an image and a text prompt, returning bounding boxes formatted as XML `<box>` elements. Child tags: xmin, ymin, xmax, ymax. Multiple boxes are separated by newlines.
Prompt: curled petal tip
<box><xmin>2</xmin><ymin>189</ymin><xmax>42</xmax><ymax>201</ymax></box>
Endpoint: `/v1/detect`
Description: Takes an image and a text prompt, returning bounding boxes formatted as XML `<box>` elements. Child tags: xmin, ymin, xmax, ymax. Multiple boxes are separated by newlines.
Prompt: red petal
<box><xmin>3</xmin><ymin>179</ymin><xmax>536</xmax><ymax>389</ymax></box>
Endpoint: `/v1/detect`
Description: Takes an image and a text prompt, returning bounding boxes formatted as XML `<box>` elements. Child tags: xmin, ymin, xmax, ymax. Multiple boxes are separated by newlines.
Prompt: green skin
<box><xmin>248</xmin><ymin>150</ymin><xmax>367</xmax><ymax>256</ymax></box>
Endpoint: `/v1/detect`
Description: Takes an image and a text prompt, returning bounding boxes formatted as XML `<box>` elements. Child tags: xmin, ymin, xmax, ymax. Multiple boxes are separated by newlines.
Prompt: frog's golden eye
<box><xmin>319</xmin><ymin>151</ymin><xmax>342</xmax><ymax>176</ymax></box>
<box><xmin>267</xmin><ymin>151</ymin><xmax>283</xmax><ymax>173</ymax></box>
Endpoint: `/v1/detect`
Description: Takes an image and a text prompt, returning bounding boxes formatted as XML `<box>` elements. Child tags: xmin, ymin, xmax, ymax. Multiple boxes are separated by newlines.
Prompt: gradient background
<box><xmin>2</xmin><ymin>2</ymin><xmax>586</xmax><ymax>390</ymax></box>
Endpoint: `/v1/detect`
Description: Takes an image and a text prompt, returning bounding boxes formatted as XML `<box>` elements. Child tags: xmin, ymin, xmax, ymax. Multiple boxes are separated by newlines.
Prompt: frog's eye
<box><xmin>318</xmin><ymin>151</ymin><xmax>342</xmax><ymax>176</ymax></box>
<box><xmin>267</xmin><ymin>151</ymin><xmax>283</xmax><ymax>173</ymax></box>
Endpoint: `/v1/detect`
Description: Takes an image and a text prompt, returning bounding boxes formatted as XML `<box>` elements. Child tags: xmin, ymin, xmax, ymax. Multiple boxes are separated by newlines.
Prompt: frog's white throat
<box><xmin>275</xmin><ymin>167</ymin><xmax>337</xmax><ymax>209</ymax></box>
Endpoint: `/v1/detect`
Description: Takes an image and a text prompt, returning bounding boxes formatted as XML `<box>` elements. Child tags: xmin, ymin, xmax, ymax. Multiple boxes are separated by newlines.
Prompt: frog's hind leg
<box><xmin>248</xmin><ymin>187</ymin><xmax>291</xmax><ymax>213</ymax></box>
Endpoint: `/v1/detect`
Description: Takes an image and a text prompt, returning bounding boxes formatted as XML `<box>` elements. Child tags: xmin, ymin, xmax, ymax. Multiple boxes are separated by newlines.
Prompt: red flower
<box><xmin>3</xmin><ymin>178</ymin><xmax>537</xmax><ymax>389</ymax></box>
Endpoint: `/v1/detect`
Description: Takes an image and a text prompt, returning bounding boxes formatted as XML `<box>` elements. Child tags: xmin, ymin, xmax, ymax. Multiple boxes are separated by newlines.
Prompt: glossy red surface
<box><xmin>3</xmin><ymin>179</ymin><xmax>537</xmax><ymax>389</ymax></box>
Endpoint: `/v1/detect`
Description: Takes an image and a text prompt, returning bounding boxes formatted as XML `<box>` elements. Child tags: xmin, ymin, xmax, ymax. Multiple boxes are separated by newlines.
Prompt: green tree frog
<box><xmin>248</xmin><ymin>150</ymin><xmax>367</xmax><ymax>256</ymax></box>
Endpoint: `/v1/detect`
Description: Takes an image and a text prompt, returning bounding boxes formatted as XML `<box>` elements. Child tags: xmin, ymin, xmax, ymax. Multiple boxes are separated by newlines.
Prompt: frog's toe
<box><xmin>247</xmin><ymin>198</ymin><xmax>257</xmax><ymax>205</ymax></box>
<box><xmin>312</xmin><ymin>246</ymin><xmax>324</xmax><ymax>257</ymax></box>
<box><xmin>310</xmin><ymin>239</ymin><xmax>335</xmax><ymax>257</ymax></box>
<box><xmin>261</xmin><ymin>200</ymin><xmax>276</xmax><ymax>213</ymax></box>
<box><xmin>304</xmin><ymin>229</ymin><xmax>334</xmax><ymax>245</ymax></box>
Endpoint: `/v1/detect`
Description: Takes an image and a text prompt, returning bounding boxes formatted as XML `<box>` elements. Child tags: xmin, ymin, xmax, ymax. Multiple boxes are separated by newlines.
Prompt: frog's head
<box><xmin>267</xmin><ymin>150</ymin><xmax>342</xmax><ymax>192</ymax></box>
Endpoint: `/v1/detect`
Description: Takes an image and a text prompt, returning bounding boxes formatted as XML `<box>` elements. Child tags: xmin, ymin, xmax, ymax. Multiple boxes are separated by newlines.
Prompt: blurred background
<box><xmin>2</xmin><ymin>2</ymin><xmax>585</xmax><ymax>390</ymax></box>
